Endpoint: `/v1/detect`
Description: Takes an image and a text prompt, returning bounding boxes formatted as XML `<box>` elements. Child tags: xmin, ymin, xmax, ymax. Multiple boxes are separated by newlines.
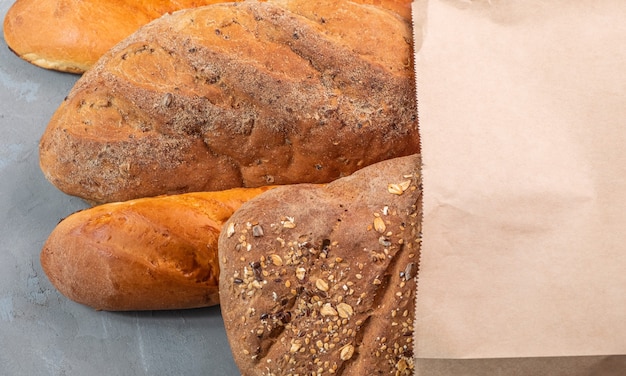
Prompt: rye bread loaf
<box><xmin>41</xmin><ymin>186</ymin><xmax>274</xmax><ymax>311</ymax></box>
<box><xmin>38</xmin><ymin>0</ymin><xmax>419</xmax><ymax>204</ymax></box>
<box><xmin>3</xmin><ymin>0</ymin><xmax>412</xmax><ymax>73</ymax></box>
<box><xmin>218</xmin><ymin>154</ymin><xmax>420</xmax><ymax>375</ymax></box>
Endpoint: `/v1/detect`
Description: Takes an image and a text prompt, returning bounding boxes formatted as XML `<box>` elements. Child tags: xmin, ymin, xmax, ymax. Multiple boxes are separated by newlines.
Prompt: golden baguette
<box><xmin>41</xmin><ymin>186</ymin><xmax>275</xmax><ymax>311</ymax></box>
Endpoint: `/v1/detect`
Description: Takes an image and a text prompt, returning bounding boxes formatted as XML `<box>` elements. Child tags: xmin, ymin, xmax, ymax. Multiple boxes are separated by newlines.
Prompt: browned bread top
<box><xmin>3</xmin><ymin>0</ymin><xmax>412</xmax><ymax>73</ymax></box>
<box><xmin>2</xmin><ymin>0</ymin><xmax>243</xmax><ymax>73</ymax></box>
<box><xmin>41</xmin><ymin>186</ymin><xmax>274</xmax><ymax>311</ymax></box>
<box><xmin>39</xmin><ymin>0</ymin><xmax>419</xmax><ymax>204</ymax></box>
<box><xmin>218</xmin><ymin>154</ymin><xmax>420</xmax><ymax>375</ymax></box>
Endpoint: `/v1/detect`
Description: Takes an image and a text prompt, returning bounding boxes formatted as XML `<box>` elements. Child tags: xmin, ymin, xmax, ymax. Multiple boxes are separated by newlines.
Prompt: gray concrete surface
<box><xmin>0</xmin><ymin>1</ymin><xmax>239</xmax><ymax>374</ymax></box>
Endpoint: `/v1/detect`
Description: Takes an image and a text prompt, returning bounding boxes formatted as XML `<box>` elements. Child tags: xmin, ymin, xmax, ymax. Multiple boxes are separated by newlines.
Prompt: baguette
<box><xmin>3</xmin><ymin>0</ymin><xmax>412</xmax><ymax>73</ymax></box>
<box><xmin>41</xmin><ymin>186</ymin><xmax>274</xmax><ymax>311</ymax></box>
<box><xmin>39</xmin><ymin>0</ymin><xmax>419</xmax><ymax>204</ymax></box>
<box><xmin>2</xmin><ymin>0</ymin><xmax>242</xmax><ymax>73</ymax></box>
<box><xmin>218</xmin><ymin>154</ymin><xmax>420</xmax><ymax>375</ymax></box>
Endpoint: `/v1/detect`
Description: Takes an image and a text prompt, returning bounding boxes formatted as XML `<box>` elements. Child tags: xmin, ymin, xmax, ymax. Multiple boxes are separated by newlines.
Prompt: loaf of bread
<box><xmin>41</xmin><ymin>186</ymin><xmax>274</xmax><ymax>311</ymax></box>
<box><xmin>3</xmin><ymin>0</ymin><xmax>412</xmax><ymax>73</ymax></box>
<box><xmin>39</xmin><ymin>0</ymin><xmax>419</xmax><ymax>205</ymax></box>
<box><xmin>218</xmin><ymin>154</ymin><xmax>420</xmax><ymax>375</ymax></box>
<box><xmin>2</xmin><ymin>0</ymin><xmax>241</xmax><ymax>73</ymax></box>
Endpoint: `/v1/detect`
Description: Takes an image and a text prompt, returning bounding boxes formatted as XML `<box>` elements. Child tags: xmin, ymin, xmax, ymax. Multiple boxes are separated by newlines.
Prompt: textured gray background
<box><xmin>0</xmin><ymin>1</ymin><xmax>240</xmax><ymax>374</ymax></box>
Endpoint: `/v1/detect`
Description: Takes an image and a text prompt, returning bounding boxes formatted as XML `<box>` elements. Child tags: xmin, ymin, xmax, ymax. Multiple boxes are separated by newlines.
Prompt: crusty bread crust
<box><xmin>218</xmin><ymin>154</ymin><xmax>420</xmax><ymax>375</ymax></box>
<box><xmin>2</xmin><ymin>0</ymin><xmax>242</xmax><ymax>73</ymax></box>
<box><xmin>39</xmin><ymin>0</ymin><xmax>419</xmax><ymax>204</ymax></box>
<box><xmin>3</xmin><ymin>0</ymin><xmax>412</xmax><ymax>73</ymax></box>
<box><xmin>41</xmin><ymin>186</ymin><xmax>274</xmax><ymax>311</ymax></box>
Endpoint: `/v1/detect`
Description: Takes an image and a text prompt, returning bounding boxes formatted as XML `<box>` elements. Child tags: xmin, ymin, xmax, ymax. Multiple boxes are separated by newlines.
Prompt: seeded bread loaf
<box><xmin>41</xmin><ymin>186</ymin><xmax>274</xmax><ymax>311</ymax></box>
<box><xmin>38</xmin><ymin>0</ymin><xmax>419</xmax><ymax>205</ymax></box>
<box><xmin>218</xmin><ymin>154</ymin><xmax>420</xmax><ymax>375</ymax></box>
<box><xmin>3</xmin><ymin>0</ymin><xmax>412</xmax><ymax>73</ymax></box>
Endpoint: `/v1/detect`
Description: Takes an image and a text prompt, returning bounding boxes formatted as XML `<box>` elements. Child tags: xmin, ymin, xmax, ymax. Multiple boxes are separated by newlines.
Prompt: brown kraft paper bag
<box><xmin>411</xmin><ymin>0</ymin><xmax>626</xmax><ymax>374</ymax></box>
